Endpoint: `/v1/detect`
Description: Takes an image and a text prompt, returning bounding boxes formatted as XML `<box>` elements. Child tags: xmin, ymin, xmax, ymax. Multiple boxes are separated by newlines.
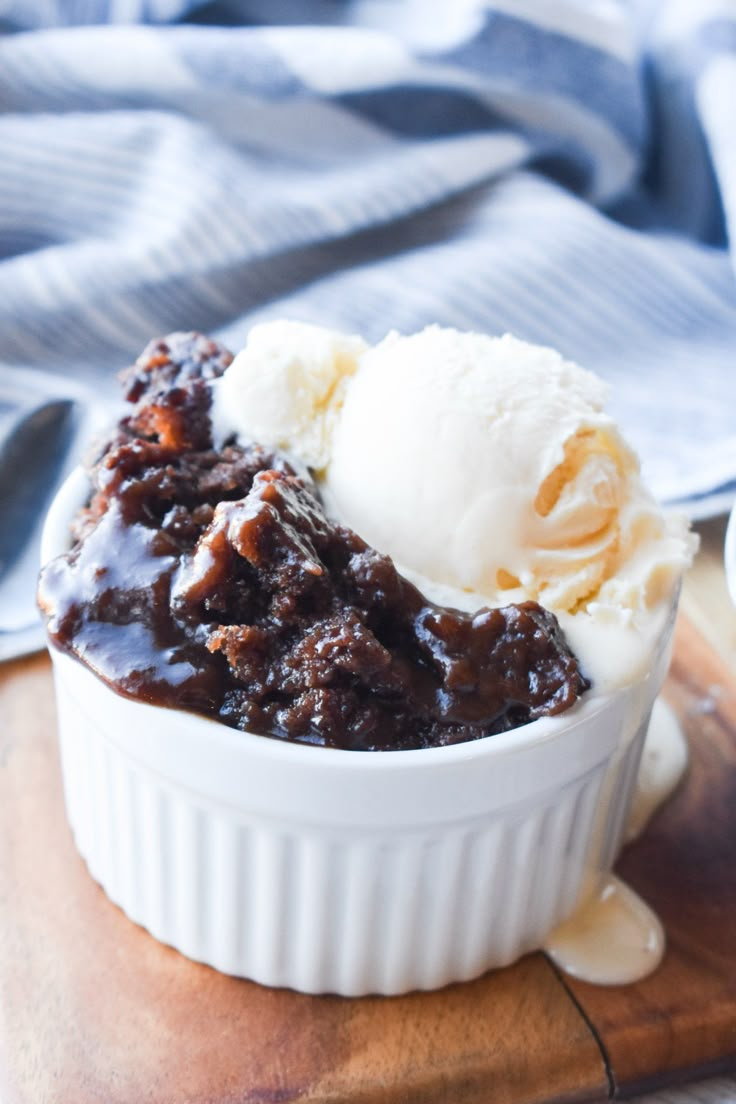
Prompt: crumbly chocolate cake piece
<box><xmin>39</xmin><ymin>332</ymin><xmax>589</xmax><ymax>751</ymax></box>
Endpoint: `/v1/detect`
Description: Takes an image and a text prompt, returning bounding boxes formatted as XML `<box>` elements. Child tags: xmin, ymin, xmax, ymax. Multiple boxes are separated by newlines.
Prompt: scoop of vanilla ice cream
<box><xmin>326</xmin><ymin>327</ymin><xmax>640</xmax><ymax>612</ymax></box>
<box><xmin>211</xmin><ymin>320</ymin><xmax>366</xmax><ymax>470</ymax></box>
<box><xmin>212</xmin><ymin>321</ymin><xmax>697</xmax><ymax>690</ymax></box>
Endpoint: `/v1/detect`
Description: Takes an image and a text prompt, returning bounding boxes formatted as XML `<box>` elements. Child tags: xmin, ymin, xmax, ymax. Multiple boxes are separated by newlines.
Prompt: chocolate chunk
<box><xmin>119</xmin><ymin>331</ymin><xmax>233</xmax><ymax>404</ymax></box>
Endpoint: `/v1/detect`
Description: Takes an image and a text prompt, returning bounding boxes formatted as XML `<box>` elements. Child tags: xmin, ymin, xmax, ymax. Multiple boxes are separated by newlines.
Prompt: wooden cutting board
<box><xmin>1</xmin><ymin>615</ymin><xmax>735</xmax><ymax>1104</ymax></box>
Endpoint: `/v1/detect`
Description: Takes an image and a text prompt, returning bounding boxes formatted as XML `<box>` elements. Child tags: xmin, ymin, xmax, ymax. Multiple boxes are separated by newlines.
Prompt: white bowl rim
<box><xmin>41</xmin><ymin>465</ymin><xmax>658</xmax><ymax>774</ymax></box>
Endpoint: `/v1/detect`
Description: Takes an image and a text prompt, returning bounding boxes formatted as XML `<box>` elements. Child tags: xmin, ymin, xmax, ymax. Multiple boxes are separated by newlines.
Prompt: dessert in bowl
<box><xmin>38</xmin><ymin>325</ymin><xmax>695</xmax><ymax>995</ymax></box>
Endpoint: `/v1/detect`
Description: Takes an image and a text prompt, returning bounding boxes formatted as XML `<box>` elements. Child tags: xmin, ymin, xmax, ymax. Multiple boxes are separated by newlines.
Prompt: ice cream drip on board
<box><xmin>544</xmin><ymin>699</ymin><xmax>687</xmax><ymax>985</ymax></box>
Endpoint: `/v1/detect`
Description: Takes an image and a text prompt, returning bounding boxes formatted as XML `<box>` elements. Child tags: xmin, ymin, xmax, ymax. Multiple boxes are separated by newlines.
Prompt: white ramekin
<box><xmin>41</xmin><ymin>468</ymin><xmax>676</xmax><ymax>996</ymax></box>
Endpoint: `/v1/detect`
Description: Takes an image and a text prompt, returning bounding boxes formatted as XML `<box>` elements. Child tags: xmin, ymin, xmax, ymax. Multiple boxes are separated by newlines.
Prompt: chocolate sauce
<box><xmin>38</xmin><ymin>332</ymin><xmax>589</xmax><ymax>751</ymax></box>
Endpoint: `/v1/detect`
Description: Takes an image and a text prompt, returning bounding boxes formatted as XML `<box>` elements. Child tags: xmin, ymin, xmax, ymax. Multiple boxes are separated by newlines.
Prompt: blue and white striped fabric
<box><xmin>1</xmin><ymin>0</ymin><xmax>735</xmax><ymax>513</ymax></box>
<box><xmin>1</xmin><ymin>0</ymin><xmax>736</xmax><ymax>654</ymax></box>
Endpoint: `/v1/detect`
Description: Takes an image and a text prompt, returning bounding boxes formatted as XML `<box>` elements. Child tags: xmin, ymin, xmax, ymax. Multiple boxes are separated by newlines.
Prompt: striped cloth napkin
<box><xmin>0</xmin><ymin>1</ymin><xmax>735</xmax><ymax>652</ymax></box>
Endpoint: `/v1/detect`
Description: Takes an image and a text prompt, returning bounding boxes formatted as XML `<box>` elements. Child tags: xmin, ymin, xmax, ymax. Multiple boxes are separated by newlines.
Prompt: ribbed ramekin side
<box><xmin>306</xmin><ymin>764</ymin><xmax>611</xmax><ymax>993</ymax></box>
<box><xmin>444</xmin><ymin>767</ymin><xmax>607</xmax><ymax>982</ymax></box>
<box><xmin>596</xmin><ymin>713</ymin><xmax>651</xmax><ymax>873</ymax></box>
<box><xmin>54</xmin><ymin>670</ymin><xmax>649</xmax><ymax>996</ymax></box>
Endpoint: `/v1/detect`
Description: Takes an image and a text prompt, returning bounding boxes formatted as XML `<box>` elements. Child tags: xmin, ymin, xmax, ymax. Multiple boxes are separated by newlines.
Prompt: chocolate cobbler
<box><xmin>38</xmin><ymin>333</ymin><xmax>589</xmax><ymax>751</ymax></box>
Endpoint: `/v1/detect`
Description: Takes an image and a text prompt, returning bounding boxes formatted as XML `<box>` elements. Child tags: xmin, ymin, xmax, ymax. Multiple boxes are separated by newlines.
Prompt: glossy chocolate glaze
<box><xmin>39</xmin><ymin>333</ymin><xmax>589</xmax><ymax>751</ymax></box>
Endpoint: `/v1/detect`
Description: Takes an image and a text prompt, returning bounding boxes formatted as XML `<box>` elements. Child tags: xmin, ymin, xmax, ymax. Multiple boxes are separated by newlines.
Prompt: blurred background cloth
<box><xmin>1</xmin><ymin>0</ymin><xmax>735</xmax><ymax>657</ymax></box>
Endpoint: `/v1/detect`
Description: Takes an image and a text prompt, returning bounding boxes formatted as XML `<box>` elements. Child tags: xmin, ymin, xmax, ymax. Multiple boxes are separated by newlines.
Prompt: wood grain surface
<box><xmin>0</xmin><ymin>614</ymin><xmax>735</xmax><ymax>1104</ymax></box>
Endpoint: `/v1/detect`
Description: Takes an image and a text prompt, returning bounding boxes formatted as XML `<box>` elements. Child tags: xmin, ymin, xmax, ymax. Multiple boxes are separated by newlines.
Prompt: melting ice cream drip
<box><xmin>543</xmin><ymin>699</ymin><xmax>686</xmax><ymax>985</ymax></box>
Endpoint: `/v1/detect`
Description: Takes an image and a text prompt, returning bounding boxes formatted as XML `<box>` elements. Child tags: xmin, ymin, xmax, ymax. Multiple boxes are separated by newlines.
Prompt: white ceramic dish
<box><xmin>41</xmin><ymin>468</ymin><xmax>676</xmax><ymax>996</ymax></box>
